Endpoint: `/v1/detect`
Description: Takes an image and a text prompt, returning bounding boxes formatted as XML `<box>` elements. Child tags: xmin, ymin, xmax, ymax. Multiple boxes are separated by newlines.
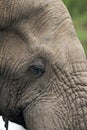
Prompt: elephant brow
<box><xmin>0</xmin><ymin>0</ymin><xmax>50</xmax><ymax>29</ymax></box>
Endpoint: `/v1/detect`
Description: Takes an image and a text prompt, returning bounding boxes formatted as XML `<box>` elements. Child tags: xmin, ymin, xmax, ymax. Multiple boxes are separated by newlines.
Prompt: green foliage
<box><xmin>63</xmin><ymin>0</ymin><xmax>87</xmax><ymax>17</ymax></box>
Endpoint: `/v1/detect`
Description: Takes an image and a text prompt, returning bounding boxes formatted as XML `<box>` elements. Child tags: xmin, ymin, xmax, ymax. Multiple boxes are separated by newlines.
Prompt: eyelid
<box><xmin>31</xmin><ymin>59</ymin><xmax>45</xmax><ymax>68</ymax></box>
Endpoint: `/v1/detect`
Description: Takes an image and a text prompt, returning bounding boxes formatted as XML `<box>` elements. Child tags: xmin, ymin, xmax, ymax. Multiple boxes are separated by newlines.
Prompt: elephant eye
<box><xmin>29</xmin><ymin>60</ymin><xmax>45</xmax><ymax>78</ymax></box>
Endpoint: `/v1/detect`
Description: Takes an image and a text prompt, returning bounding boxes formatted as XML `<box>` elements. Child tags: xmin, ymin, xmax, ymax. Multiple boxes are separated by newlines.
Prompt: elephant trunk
<box><xmin>23</xmin><ymin>99</ymin><xmax>87</xmax><ymax>130</ymax></box>
<box><xmin>23</xmin><ymin>103</ymin><xmax>64</xmax><ymax>130</ymax></box>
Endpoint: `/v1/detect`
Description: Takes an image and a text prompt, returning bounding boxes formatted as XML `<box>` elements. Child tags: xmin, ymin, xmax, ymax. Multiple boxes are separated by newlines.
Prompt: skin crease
<box><xmin>0</xmin><ymin>0</ymin><xmax>87</xmax><ymax>130</ymax></box>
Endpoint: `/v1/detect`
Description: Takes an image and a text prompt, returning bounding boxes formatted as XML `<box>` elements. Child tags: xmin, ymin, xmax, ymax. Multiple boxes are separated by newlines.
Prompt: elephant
<box><xmin>0</xmin><ymin>0</ymin><xmax>87</xmax><ymax>130</ymax></box>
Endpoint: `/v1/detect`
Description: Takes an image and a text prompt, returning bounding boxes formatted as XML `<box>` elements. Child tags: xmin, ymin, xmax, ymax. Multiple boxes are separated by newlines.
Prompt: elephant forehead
<box><xmin>0</xmin><ymin>0</ymin><xmax>72</xmax><ymax>51</ymax></box>
<box><xmin>0</xmin><ymin>0</ymin><xmax>70</xmax><ymax>31</ymax></box>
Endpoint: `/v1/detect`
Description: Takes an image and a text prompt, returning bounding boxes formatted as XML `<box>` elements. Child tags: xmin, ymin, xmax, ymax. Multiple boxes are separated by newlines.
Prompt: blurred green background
<box><xmin>63</xmin><ymin>0</ymin><xmax>87</xmax><ymax>57</ymax></box>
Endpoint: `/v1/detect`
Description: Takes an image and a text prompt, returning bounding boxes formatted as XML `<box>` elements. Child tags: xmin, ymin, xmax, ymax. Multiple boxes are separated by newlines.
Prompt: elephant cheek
<box><xmin>23</xmin><ymin>103</ymin><xmax>63</xmax><ymax>130</ymax></box>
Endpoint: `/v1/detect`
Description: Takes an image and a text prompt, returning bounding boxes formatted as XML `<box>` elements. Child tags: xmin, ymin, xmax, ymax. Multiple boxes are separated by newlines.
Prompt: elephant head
<box><xmin>0</xmin><ymin>0</ymin><xmax>87</xmax><ymax>130</ymax></box>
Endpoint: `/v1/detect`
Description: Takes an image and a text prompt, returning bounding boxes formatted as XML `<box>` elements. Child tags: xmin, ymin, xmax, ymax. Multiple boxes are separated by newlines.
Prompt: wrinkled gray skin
<box><xmin>0</xmin><ymin>0</ymin><xmax>87</xmax><ymax>130</ymax></box>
